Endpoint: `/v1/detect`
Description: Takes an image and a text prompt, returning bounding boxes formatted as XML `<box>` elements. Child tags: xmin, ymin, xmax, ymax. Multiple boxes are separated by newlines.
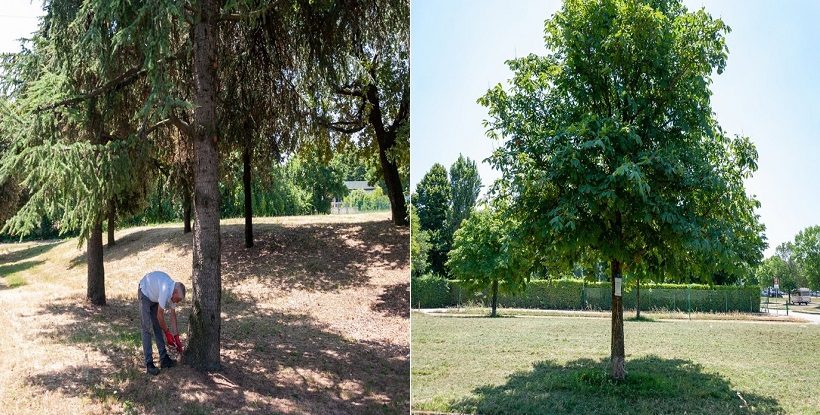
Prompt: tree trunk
<box><xmin>366</xmin><ymin>85</ymin><xmax>408</xmax><ymax>226</ymax></box>
<box><xmin>184</xmin><ymin>0</ymin><xmax>221</xmax><ymax>372</ymax></box>
<box><xmin>611</xmin><ymin>258</ymin><xmax>625</xmax><ymax>380</ymax></box>
<box><xmin>636</xmin><ymin>276</ymin><xmax>641</xmax><ymax>319</ymax></box>
<box><xmin>183</xmin><ymin>187</ymin><xmax>192</xmax><ymax>234</ymax></box>
<box><xmin>107</xmin><ymin>201</ymin><xmax>116</xmax><ymax>247</ymax></box>
<box><xmin>87</xmin><ymin>220</ymin><xmax>106</xmax><ymax>305</ymax></box>
<box><xmin>243</xmin><ymin>140</ymin><xmax>253</xmax><ymax>248</ymax></box>
<box><xmin>490</xmin><ymin>278</ymin><xmax>499</xmax><ymax>317</ymax></box>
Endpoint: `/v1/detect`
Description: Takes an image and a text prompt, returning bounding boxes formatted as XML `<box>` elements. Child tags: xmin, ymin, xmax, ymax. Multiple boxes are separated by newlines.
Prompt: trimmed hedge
<box><xmin>447</xmin><ymin>279</ymin><xmax>760</xmax><ymax>313</ymax></box>
<box><xmin>411</xmin><ymin>274</ymin><xmax>451</xmax><ymax>308</ymax></box>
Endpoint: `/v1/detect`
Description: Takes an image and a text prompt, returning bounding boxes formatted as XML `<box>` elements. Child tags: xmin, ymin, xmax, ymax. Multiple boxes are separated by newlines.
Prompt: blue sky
<box><xmin>0</xmin><ymin>2</ymin><xmax>41</xmax><ymax>54</ymax></box>
<box><xmin>410</xmin><ymin>0</ymin><xmax>820</xmax><ymax>257</ymax></box>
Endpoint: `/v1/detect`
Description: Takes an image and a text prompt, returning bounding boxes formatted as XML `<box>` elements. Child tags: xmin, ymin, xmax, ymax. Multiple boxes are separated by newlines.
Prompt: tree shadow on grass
<box><xmin>372</xmin><ymin>282</ymin><xmax>409</xmax><ymax>318</ymax></box>
<box><xmin>68</xmin><ymin>226</ymin><xmax>193</xmax><ymax>269</ymax></box>
<box><xmin>0</xmin><ymin>259</ymin><xmax>43</xmax><ymax>278</ymax></box>
<box><xmin>0</xmin><ymin>241</ymin><xmax>59</xmax><ymax>264</ymax></box>
<box><xmin>26</xmin><ymin>291</ymin><xmax>409</xmax><ymax>414</ymax></box>
<box><xmin>449</xmin><ymin>356</ymin><xmax>782</xmax><ymax>415</ymax></box>
<box><xmin>220</xmin><ymin>220</ymin><xmax>408</xmax><ymax>292</ymax></box>
<box><xmin>68</xmin><ymin>219</ymin><xmax>408</xmax><ymax>293</ymax></box>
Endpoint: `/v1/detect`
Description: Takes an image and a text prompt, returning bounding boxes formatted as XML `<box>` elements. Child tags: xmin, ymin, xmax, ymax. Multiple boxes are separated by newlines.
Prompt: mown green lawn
<box><xmin>411</xmin><ymin>311</ymin><xmax>820</xmax><ymax>415</ymax></box>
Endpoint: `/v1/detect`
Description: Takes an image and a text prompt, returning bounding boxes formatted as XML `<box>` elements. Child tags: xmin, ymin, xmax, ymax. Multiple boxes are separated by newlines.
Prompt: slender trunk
<box><xmin>87</xmin><ymin>220</ymin><xmax>106</xmax><ymax>305</ymax></box>
<box><xmin>243</xmin><ymin>140</ymin><xmax>253</xmax><ymax>248</ymax></box>
<box><xmin>185</xmin><ymin>0</ymin><xmax>221</xmax><ymax>371</ymax></box>
<box><xmin>183</xmin><ymin>187</ymin><xmax>192</xmax><ymax>234</ymax></box>
<box><xmin>107</xmin><ymin>201</ymin><xmax>116</xmax><ymax>247</ymax></box>
<box><xmin>87</xmin><ymin>99</ymin><xmax>106</xmax><ymax>306</ymax></box>
<box><xmin>636</xmin><ymin>276</ymin><xmax>641</xmax><ymax>319</ymax></box>
<box><xmin>490</xmin><ymin>278</ymin><xmax>498</xmax><ymax>317</ymax></box>
<box><xmin>366</xmin><ymin>84</ymin><xmax>408</xmax><ymax>226</ymax></box>
<box><xmin>611</xmin><ymin>258</ymin><xmax>625</xmax><ymax>380</ymax></box>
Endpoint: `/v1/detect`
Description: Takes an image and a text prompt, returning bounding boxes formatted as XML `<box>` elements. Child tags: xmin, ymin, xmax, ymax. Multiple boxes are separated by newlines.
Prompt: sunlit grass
<box><xmin>411</xmin><ymin>312</ymin><xmax>820</xmax><ymax>414</ymax></box>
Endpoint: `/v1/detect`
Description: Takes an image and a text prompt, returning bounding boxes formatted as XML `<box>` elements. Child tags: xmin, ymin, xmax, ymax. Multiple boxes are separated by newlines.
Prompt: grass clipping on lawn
<box><xmin>0</xmin><ymin>213</ymin><xmax>409</xmax><ymax>415</ymax></box>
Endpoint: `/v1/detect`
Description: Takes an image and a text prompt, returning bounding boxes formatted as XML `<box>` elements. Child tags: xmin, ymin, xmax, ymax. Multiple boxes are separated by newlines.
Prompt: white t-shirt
<box><xmin>139</xmin><ymin>271</ymin><xmax>176</xmax><ymax>310</ymax></box>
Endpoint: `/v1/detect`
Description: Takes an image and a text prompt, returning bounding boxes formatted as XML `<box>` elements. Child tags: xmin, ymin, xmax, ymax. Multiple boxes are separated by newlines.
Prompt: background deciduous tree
<box><xmin>479</xmin><ymin>0</ymin><xmax>764</xmax><ymax>379</ymax></box>
<box><xmin>447</xmin><ymin>201</ymin><xmax>532</xmax><ymax>317</ymax></box>
<box><xmin>410</xmin><ymin>204</ymin><xmax>431</xmax><ymax>277</ymax></box>
<box><xmin>793</xmin><ymin>225</ymin><xmax>820</xmax><ymax>290</ymax></box>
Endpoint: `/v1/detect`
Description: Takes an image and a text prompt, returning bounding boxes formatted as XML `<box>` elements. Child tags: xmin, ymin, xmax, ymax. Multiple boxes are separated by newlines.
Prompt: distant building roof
<box><xmin>344</xmin><ymin>181</ymin><xmax>375</xmax><ymax>192</ymax></box>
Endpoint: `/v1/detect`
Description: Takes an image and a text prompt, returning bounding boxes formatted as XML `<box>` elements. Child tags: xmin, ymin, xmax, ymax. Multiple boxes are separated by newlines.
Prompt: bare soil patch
<box><xmin>0</xmin><ymin>213</ymin><xmax>409</xmax><ymax>414</ymax></box>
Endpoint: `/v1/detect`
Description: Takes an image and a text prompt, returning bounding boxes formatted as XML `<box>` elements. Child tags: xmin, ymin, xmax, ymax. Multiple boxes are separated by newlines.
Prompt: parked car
<box><xmin>791</xmin><ymin>288</ymin><xmax>812</xmax><ymax>306</ymax></box>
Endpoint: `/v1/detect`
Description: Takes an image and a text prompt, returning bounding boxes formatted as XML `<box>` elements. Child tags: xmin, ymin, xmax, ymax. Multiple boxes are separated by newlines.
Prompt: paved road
<box><xmin>765</xmin><ymin>309</ymin><xmax>820</xmax><ymax>324</ymax></box>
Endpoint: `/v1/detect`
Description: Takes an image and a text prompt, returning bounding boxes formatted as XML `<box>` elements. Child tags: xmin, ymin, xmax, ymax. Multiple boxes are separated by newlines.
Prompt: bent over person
<box><xmin>138</xmin><ymin>270</ymin><xmax>186</xmax><ymax>375</ymax></box>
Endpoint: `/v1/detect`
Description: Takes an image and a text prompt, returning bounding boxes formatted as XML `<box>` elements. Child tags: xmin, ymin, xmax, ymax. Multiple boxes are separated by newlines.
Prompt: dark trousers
<box><xmin>138</xmin><ymin>286</ymin><xmax>169</xmax><ymax>366</ymax></box>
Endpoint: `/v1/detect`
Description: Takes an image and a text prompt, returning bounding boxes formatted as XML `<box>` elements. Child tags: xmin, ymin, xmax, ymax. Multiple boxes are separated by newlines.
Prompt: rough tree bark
<box><xmin>87</xmin><ymin>99</ymin><xmax>106</xmax><ymax>305</ymax></box>
<box><xmin>636</xmin><ymin>276</ymin><xmax>641</xmax><ymax>319</ymax></box>
<box><xmin>490</xmin><ymin>278</ymin><xmax>499</xmax><ymax>318</ymax></box>
<box><xmin>366</xmin><ymin>85</ymin><xmax>408</xmax><ymax>226</ymax></box>
<box><xmin>243</xmin><ymin>139</ymin><xmax>253</xmax><ymax>248</ymax></box>
<box><xmin>107</xmin><ymin>201</ymin><xmax>116</xmax><ymax>247</ymax></box>
<box><xmin>87</xmin><ymin>220</ymin><xmax>106</xmax><ymax>305</ymax></box>
<box><xmin>610</xmin><ymin>258</ymin><xmax>625</xmax><ymax>380</ymax></box>
<box><xmin>183</xmin><ymin>187</ymin><xmax>192</xmax><ymax>234</ymax></box>
<box><xmin>184</xmin><ymin>0</ymin><xmax>222</xmax><ymax>371</ymax></box>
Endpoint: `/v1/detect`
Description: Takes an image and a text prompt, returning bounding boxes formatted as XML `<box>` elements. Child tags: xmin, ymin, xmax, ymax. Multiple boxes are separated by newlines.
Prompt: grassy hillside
<box><xmin>0</xmin><ymin>212</ymin><xmax>409</xmax><ymax>414</ymax></box>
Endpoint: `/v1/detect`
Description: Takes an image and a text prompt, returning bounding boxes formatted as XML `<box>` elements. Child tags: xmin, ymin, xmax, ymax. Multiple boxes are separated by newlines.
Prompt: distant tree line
<box><xmin>411</xmin><ymin>154</ymin><xmax>482</xmax><ymax>277</ymax></box>
<box><xmin>755</xmin><ymin>226</ymin><xmax>820</xmax><ymax>295</ymax></box>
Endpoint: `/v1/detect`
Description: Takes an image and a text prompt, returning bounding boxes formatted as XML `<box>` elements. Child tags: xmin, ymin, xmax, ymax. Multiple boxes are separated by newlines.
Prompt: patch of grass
<box><xmin>181</xmin><ymin>402</ymin><xmax>211</xmax><ymax>415</ymax></box>
<box><xmin>411</xmin><ymin>312</ymin><xmax>820</xmax><ymax>414</ymax></box>
<box><xmin>626</xmin><ymin>315</ymin><xmax>656</xmax><ymax>322</ymax></box>
<box><xmin>3</xmin><ymin>273</ymin><xmax>27</xmax><ymax>288</ymax></box>
<box><xmin>0</xmin><ymin>260</ymin><xmax>43</xmax><ymax>280</ymax></box>
<box><xmin>0</xmin><ymin>241</ymin><xmax>59</xmax><ymax>264</ymax></box>
<box><xmin>64</xmin><ymin>318</ymin><xmax>143</xmax><ymax>349</ymax></box>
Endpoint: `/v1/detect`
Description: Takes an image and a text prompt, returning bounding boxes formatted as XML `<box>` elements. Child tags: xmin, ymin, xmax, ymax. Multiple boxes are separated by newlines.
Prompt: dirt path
<box><xmin>0</xmin><ymin>213</ymin><xmax>409</xmax><ymax>414</ymax></box>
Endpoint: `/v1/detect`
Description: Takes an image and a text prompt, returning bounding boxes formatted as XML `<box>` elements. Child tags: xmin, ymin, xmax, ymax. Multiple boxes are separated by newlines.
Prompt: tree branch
<box><xmin>217</xmin><ymin>3</ymin><xmax>277</xmax><ymax>23</ymax></box>
<box><xmin>388</xmin><ymin>85</ymin><xmax>409</xmax><ymax>133</ymax></box>
<box><xmin>34</xmin><ymin>52</ymin><xmax>183</xmax><ymax>114</ymax></box>
<box><xmin>34</xmin><ymin>66</ymin><xmax>145</xmax><ymax>113</ymax></box>
<box><xmin>169</xmin><ymin>114</ymin><xmax>194</xmax><ymax>137</ymax></box>
<box><xmin>324</xmin><ymin>120</ymin><xmax>367</xmax><ymax>134</ymax></box>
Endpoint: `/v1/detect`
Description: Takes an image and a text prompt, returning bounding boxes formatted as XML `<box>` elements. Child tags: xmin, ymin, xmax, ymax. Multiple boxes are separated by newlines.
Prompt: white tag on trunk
<box><xmin>615</xmin><ymin>278</ymin><xmax>622</xmax><ymax>297</ymax></box>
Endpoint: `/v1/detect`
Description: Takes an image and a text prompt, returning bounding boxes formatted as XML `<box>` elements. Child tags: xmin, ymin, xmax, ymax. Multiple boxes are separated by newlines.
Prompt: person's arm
<box><xmin>169</xmin><ymin>308</ymin><xmax>179</xmax><ymax>335</ymax></box>
<box><xmin>156</xmin><ymin>306</ymin><xmax>170</xmax><ymax>333</ymax></box>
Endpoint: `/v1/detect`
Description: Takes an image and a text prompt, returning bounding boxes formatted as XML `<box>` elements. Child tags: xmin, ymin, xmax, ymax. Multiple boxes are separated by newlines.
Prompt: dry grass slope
<box><xmin>0</xmin><ymin>213</ymin><xmax>409</xmax><ymax>415</ymax></box>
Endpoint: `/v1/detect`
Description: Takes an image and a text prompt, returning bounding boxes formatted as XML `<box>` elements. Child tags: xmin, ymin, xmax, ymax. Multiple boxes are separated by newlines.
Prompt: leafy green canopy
<box><xmin>479</xmin><ymin>0</ymin><xmax>765</xmax><ymax>278</ymax></box>
<box><xmin>793</xmin><ymin>225</ymin><xmax>820</xmax><ymax>290</ymax></box>
<box><xmin>0</xmin><ymin>0</ymin><xmax>154</xmax><ymax>244</ymax></box>
<box><xmin>449</xmin><ymin>154</ymin><xmax>481</xmax><ymax>232</ymax></box>
<box><xmin>447</xmin><ymin>202</ymin><xmax>532</xmax><ymax>295</ymax></box>
<box><xmin>414</xmin><ymin>163</ymin><xmax>450</xmax><ymax>232</ymax></box>
<box><xmin>413</xmin><ymin>163</ymin><xmax>451</xmax><ymax>275</ymax></box>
